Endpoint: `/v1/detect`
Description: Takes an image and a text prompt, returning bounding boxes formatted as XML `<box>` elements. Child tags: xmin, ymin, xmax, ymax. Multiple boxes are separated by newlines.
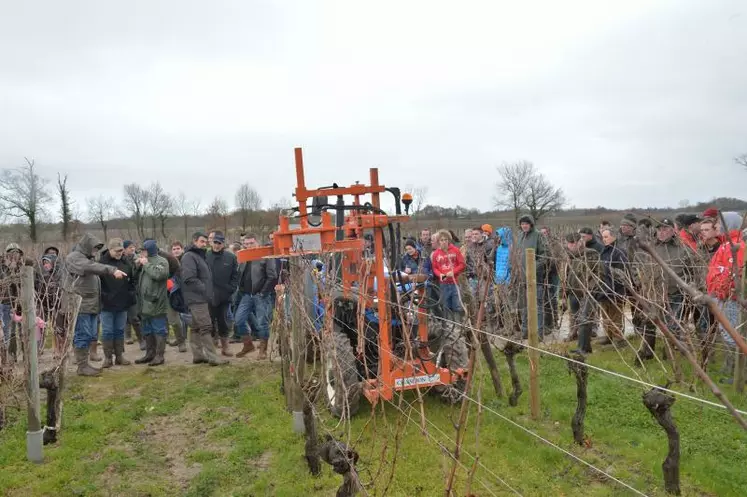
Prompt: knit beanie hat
<box><xmin>143</xmin><ymin>240</ymin><xmax>158</xmax><ymax>257</ymax></box>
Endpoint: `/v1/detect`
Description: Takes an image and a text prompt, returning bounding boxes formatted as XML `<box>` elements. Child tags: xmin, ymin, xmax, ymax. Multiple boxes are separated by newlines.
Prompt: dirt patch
<box><xmin>251</xmin><ymin>451</ymin><xmax>272</xmax><ymax>471</ymax></box>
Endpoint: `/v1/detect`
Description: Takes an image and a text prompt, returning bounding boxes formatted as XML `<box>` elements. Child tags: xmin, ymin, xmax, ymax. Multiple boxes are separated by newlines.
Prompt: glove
<box><xmin>12</xmin><ymin>314</ymin><xmax>22</xmax><ymax>323</ymax></box>
<box><xmin>36</xmin><ymin>317</ymin><xmax>46</xmax><ymax>329</ymax></box>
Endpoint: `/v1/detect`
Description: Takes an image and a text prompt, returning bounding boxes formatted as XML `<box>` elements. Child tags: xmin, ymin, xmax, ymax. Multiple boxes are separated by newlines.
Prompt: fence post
<box><xmin>289</xmin><ymin>259</ymin><xmax>306</xmax><ymax>434</ymax></box>
<box><xmin>526</xmin><ymin>248</ymin><xmax>541</xmax><ymax>420</ymax></box>
<box><xmin>21</xmin><ymin>265</ymin><xmax>43</xmax><ymax>462</ymax></box>
<box><xmin>735</xmin><ymin>263</ymin><xmax>747</xmax><ymax>393</ymax></box>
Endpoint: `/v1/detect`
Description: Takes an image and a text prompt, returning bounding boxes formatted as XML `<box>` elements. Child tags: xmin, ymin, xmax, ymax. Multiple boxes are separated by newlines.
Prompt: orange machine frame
<box><xmin>236</xmin><ymin>147</ymin><xmax>464</xmax><ymax>404</ymax></box>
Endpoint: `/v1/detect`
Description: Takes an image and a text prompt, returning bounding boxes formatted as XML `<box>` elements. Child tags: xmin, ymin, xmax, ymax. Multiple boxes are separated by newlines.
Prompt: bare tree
<box><xmin>57</xmin><ymin>173</ymin><xmax>73</xmax><ymax>241</ymax></box>
<box><xmin>173</xmin><ymin>191</ymin><xmax>201</xmax><ymax>242</ymax></box>
<box><xmin>736</xmin><ymin>154</ymin><xmax>747</xmax><ymax>170</ymax></box>
<box><xmin>148</xmin><ymin>182</ymin><xmax>172</xmax><ymax>239</ymax></box>
<box><xmin>207</xmin><ymin>196</ymin><xmax>230</xmax><ymax>234</ymax></box>
<box><xmin>86</xmin><ymin>195</ymin><xmax>115</xmax><ymax>242</ymax></box>
<box><xmin>0</xmin><ymin>158</ymin><xmax>51</xmax><ymax>242</ymax></box>
<box><xmin>494</xmin><ymin>160</ymin><xmax>532</xmax><ymax>225</ymax></box>
<box><xmin>123</xmin><ymin>183</ymin><xmax>149</xmax><ymax>239</ymax></box>
<box><xmin>524</xmin><ymin>171</ymin><xmax>565</xmax><ymax>222</ymax></box>
<box><xmin>235</xmin><ymin>183</ymin><xmax>262</xmax><ymax>232</ymax></box>
<box><xmin>494</xmin><ymin>160</ymin><xmax>564</xmax><ymax>224</ymax></box>
<box><xmin>405</xmin><ymin>185</ymin><xmax>429</xmax><ymax>215</ymax></box>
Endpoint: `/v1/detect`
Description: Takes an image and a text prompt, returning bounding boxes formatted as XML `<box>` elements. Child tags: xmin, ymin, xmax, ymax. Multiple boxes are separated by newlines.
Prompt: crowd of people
<box><xmin>397</xmin><ymin>209</ymin><xmax>745</xmax><ymax>380</ymax></box>
<box><xmin>0</xmin><ymin>206</ymin><xmax>744</xmax><ymax>382</ymax></box>
<box><xmin>0</xmin><ymin>230</ymin><xmax>280</xmax><ymax>377</ymax></box>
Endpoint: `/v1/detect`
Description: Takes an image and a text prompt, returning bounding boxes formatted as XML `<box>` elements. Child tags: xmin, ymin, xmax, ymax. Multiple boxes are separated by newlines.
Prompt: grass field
<box><xmin>1</xmin><ymin>341</ymin><xmax>746</xmax><ymax>496</ymax></box>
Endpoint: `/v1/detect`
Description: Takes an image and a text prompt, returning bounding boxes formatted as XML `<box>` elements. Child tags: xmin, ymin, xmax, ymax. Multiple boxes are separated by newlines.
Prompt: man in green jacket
<box><xmin>134</xmin><ymin>240</ymin><xmax>170</xmax><ymax>366</ymax></box>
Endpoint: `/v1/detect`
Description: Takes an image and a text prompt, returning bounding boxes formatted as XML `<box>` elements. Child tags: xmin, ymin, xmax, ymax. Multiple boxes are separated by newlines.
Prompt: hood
<box><xmin>496</xmin><ymin>227</ymin><xmax>512</xmax><ymax>247</ymax></box>
<box><xmin>44</xmin><ymin>246</ymin><xmax>59</xmax><ymax>255</ymax></box>
<box><xmin>186</xmin><ymin>244</ymin><xmax>207</xmax><ymax>258</ymax></box>
<box><xmin>518</xmin><ymin>214</ymin><xmax>535</xmax><ymax>226</ymax></box>
<box><xmin>721</xmin><ymin>212</ymin><xmax>744</xmax><ymax>232</ymax></box>
<box><xmin>5</xmin><ymin>243</ymin><xmax>23</xmax><ymax>255</ymax></box>
<box><xmin>41</xmin><ymin>254</ymin><xmax>58</xmax><ymax>265</ymax></box>
<box><xmin>76</xmin><ymin>233</ymin><xmax>103</xmax><ymax>258</ymax></box>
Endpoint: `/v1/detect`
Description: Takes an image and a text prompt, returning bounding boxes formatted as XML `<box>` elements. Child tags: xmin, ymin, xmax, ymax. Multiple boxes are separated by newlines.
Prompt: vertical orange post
<box><xmin>369</xmin><ymin>167</ymin><xmax>390</xmax><ymax>393</ymax></box>
<box><xmin>294</xmin><ymin>147</ymin><xmax>308</xmax><ymax>229</ymax></box>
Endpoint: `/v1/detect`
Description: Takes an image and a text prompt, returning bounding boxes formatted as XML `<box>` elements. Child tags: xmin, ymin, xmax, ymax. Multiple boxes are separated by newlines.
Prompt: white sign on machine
<box><xmin>395</xmin><ymin>373</ymin><xmax>441</xmax><ymax>388</ymax></box>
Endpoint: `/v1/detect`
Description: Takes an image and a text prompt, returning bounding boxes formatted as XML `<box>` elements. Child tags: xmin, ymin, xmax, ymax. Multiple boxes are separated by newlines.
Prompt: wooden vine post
<box><xmin>502</xmin><ymin>342</ymin><xmax>524</xmax><ymax>407</ymax></box>
<box><xmin>289</xmin><ymin>258</ymin><xmax>306</xmax><ymax>434</ymax></box>
<box><xmin>21</xmin><ymin>265</ymin><xmax>43</xmax><ymax>462</ymax></box>
<box><xmin>526</xmin><ymin>248</ymin><xmax>541</xmax><ymax>420</ymax></box>
<box><xmin>567</xmin><ymin>352</ymin><xmax>589</xmax><ymax>446</ymax></box>
<box><xmin>643</xmin><ymin>388</ymin><xmax>680</xmax><ymax>495</ymax></box>
<box><xmin>735</xmin><ymin>261</ymin><xmax>747</xmax><ymax>393</ymax></box>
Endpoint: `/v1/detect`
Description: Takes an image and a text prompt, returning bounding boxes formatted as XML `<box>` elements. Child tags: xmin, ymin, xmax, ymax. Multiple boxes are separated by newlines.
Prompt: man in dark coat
<box><xmin>564</xmin><ymin>233</ymin><xmax>603</xmax><ymax>354</ymax></box>
<box><xmin>233</xmin><ymin>233</ymin><xmax>278</xmax><ymax>359</ymax></box>
<box><xmin>517</xmin><ymin>214</ymin><xmax>546</xmax><ymax>339</ymax></box>
<box><xmin>63</xmin><ymin>233</ymin><xmax>127</xmax><ymax>376</ymax></box>
<box><xmin>206</xmin><ymin>231</ymin><xmax>239</xmax><ymax>357</ymax></box>
<box><xmin>180</xmin><ymin>232</ymin><xmax>227</xmax><ymax>366</ymax></box>
<box><xmin>99</xmin><ymin>238</ymin><xmax>135</xmax><ymax>368</ymax></box>
<box><xmin>598</xmin><ymin>229</ymin><xmax>629</xmax><ymax>345</ymax></box>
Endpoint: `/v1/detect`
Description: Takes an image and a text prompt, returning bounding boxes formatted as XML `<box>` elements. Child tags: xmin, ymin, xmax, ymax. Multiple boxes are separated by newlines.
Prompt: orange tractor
<box><xmin>237</xmin><ymin>148</ymin><xmax>468</xmax><ymax>417</ymax></box>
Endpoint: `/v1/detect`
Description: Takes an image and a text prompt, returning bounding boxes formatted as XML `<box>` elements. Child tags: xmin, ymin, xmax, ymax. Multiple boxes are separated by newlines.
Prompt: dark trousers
<box><xmin>569</xmin><ymin>294</ymin><xmax>594</xmax><ymax>353</ymax></box>
<box><xmin>209</xmin><ymin>302</ymin><xmax>230</xmax><ymax>338</ymax></box>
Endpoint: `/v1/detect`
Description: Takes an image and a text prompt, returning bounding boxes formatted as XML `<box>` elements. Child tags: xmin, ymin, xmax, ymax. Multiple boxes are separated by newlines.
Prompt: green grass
<box><xmin>1</xmin><ymin>342</ymin><xmax>746</xmax><ymax>496</ymax></box>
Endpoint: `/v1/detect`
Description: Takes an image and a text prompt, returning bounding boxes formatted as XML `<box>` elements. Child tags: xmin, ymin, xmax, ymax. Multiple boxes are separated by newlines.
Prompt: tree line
<box><xmin>0</xmin><ymin>159</ymin><xmax>288</xmax><ymax>243</ymax></box>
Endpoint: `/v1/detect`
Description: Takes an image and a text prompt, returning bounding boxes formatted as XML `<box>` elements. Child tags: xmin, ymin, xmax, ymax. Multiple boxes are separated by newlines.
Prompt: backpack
<box><xmin>167</xmin><ymin>275</ymin><xmax>189</xmax><ymax>313</ymax></box>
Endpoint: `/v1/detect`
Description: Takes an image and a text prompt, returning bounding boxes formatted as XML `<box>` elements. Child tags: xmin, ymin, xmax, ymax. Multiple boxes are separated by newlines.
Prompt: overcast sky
<box><xmin>1</xmin><ymin>0</ymin><xmax>745</xmax><ymax>216</ymax></box>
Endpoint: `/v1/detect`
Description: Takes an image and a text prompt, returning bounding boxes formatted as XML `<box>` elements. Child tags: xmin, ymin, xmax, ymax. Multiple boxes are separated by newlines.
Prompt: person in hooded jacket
<box><xmin>180</xmin><ymin>231</ymin><xmax>228</xmax><ymax>366</ymax></box>
<box><xmin>62</xmin><ymin>233</ymin><xmax>127</xmax><ymax>376</ymax></box>
<box><xmin>35</xmin><ymin>251</ymin><xmax>63</xmax><ymax>355</ymax></box>
<box><xmin>122</xmin><ymin>240</ymin><xmax>145</xmax><ymax>350</ymax></box>
<box><xmin>1</xmin><ymin>243</ymin><xmax>24</xmax><ymax>362</ymax></box>
<box><xmin>133</xmin><ymin>240</ymin><xmax>169</xmax><ymax>366</ymax></box>
<box><xmin>517</xmin><ymin>214</ymin><xmax>546</xmax><ymax>340</ymax></box>
<box><xmin>99</xmin><ymin>238</ymin><xmax>135</xmax><ymax>368</ymax></box>
<box><xmin>706</xmin><ymin>212</ymin><xmax>745</xmax><ymax>383</ymax></box>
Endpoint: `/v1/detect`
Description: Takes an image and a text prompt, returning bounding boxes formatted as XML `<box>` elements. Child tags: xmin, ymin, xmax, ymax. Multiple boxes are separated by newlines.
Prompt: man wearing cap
<box><xmin>579</xmin><ymin>227</ymin><xmax>604</xmax><ymax>254</ymax></box>
<box><xmin>62</xmin><ymin>233</ymin><xmax>128</xmax><ymax>376</ymax></box>
<box><xmin>652</xmin><ymin>218</ymin><xmax>698</xmax><ymax>337</ymax></box>
<box><xmin>99</xmin><ymin>238</ymin><xmax>135</xmax><ymax>368</ymax></box>
<box><xmin>678</xmin><ymin>214</ymin><xmax>701</xmax><ymax>252</ymax></box>
<box><xmin>133</xmin><ymin>240</ymin><xmax>169</xmax><ymax>366</ymax></box>
<box><xmin>617</xmin><ymin>217</ymin><xmax>638</xmax><ymax>259</ymax></box>
<box><xmin>206</xmin><ymin>231</ymin><xmax>239</xmax><ymax>357</ymax></box>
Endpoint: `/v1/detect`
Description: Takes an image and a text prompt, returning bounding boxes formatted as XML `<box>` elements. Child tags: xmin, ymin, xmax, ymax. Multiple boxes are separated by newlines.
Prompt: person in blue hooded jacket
<box><xmin>494</xmin><ymin>227</ymin><xmax>512</xmax><ymax>285</ymax></box>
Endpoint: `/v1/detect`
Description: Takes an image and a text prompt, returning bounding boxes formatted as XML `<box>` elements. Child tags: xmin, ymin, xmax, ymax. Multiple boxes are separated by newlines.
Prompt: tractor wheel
<box><xmin>322</xmin><ymin>330</ymin><xmax>362</xmax><ymax>419</ymax></box>
<box><xmin>429</xmin><ymin>317</ymin><xmax>469</xmax><ymax>403</ymax></box>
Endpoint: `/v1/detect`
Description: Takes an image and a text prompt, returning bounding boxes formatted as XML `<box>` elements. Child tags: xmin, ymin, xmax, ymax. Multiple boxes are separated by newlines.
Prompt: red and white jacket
<box><xmin>431</xmin><ymin>244</ymin><xmax>466</xmax><ymax>285</ymax></box>
<box><xmin>706</xmin><ymin>230</ymin><xmax>745</xmax><ymax>301</ymax></box>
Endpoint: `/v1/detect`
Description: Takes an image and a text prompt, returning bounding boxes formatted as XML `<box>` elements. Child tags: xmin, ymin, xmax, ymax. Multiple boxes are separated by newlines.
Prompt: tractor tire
<box><xmin>429</xmin><ymin>317</ymin><xmax>469</xmax><ymax>403</ymax></box>
<box><xmin>322</xmin><ymin>329</ymin><xmax>362</xmax><ymax>419</ymax></box>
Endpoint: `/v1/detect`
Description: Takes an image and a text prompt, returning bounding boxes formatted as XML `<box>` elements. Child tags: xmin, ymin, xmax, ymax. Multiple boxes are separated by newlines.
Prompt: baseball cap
<box><xmin>658</xmin><ymin>218</ymin><xmax>675</xmax><ymax>228</ymax></box>
<box><xmin>578</xmin><ymin>227</ymin><xmax>594</xmax><ymax>236</ymax></box>
<box><xmin>108</xmin><ymin>238</ymin><xmax>124</xmax><ymax>251</ymax></box>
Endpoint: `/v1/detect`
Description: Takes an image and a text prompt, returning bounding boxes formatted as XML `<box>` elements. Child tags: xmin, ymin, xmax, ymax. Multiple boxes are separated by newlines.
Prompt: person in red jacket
<box><xmin>431</xmin><ymin>229</ymin><xmax>466</xmax><ymax>316</ymax></box>
<box><xmin>706</xmin><ymin>212</ymin><xmax>745</xmax><ymax>383</ymax></box>
<box><xmin>677</xmin><ymin>214</ymin><xmax>701</xmax><ymax>252</ymax></box>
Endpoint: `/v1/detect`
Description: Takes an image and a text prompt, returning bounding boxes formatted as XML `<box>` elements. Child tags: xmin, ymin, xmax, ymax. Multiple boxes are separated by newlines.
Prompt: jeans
<box><xmin>542</xmin><ymin>272</ymin><xmax>560</xmax><ymax>329</ymax></box>
<box><xmin>74</xmin><ymin>313</ymin><xmax>99</xmax><ymax>349</ymax></box>
<box><xmin>665</xmin><ymin>293</ymin><xmax>686</xmax><ymax>336</ymax></box>
<box><xmin>1</xmin><ymin>303</ymin><xmax>14</xmax><ymax>347</ymax></box>
<box><xmin>234</xmin><ymin>293</ymin><xmax>272</xmax><ymax>340</ymax></box>
<box><xmin>142</xmin><ymin>316</ymin><xmax>168</xmax><ymax>337</ymax></box>
<box><xmin>100</xmin><ymin>310</ymin><xmax>128</xmax><ymax>341</ymax></box>
<box><xmin>440</xmin><ymin>283</ymin><xmax>463</xmax><ymax>313</ymax></box>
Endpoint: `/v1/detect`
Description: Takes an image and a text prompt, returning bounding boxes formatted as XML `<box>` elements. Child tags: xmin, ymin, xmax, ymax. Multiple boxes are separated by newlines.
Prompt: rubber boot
<box><xmin>235</xmin><ymin>336</ymin><xmax>256</xmax><ymax>358</ymax></box>
<box><xmin>114</xmin><ymin>339</ymin><xmax>131</xmax><ymax>365</ymax></box>
<box><xmin>220</xmin><ymin>337</ymin><xmax>234</xmax><ymax>357</ymax></box>
<box><xmin>135</xmin><ymin>335</ymin><xmax>156</xmax><ymax>364</ymax></box>
<box><xmin>202</xmin><ymin>333</ymin><xmax>228</xmax><ymax>366</ymax></box>
<box><xmin>89</xmin><ymin>341</ymin><xmax>103</xmax><ymax>362</ymax></box>
<box><xmin>76</xmin><ymin>348</ymin><xmax>101</xmax><ymax>377</ymax></box>
<box><xmin>102</xmin><ymin>340</ymin><xmax>114</xmax><ymax>368</ymax></box>
<box><xmin>149</xmin><ymin>335</ymin><xmax>166</xmax><ymax>366</ymax></box>
<box><xmin>177</xmin><ymin>325</ymin><xmax>188</xmax><ymax>353</ymax></box>
<box><xmin>258</xmin><ymin>339</ymin><xmax>268</xmax><ymax>360</ymax></box>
